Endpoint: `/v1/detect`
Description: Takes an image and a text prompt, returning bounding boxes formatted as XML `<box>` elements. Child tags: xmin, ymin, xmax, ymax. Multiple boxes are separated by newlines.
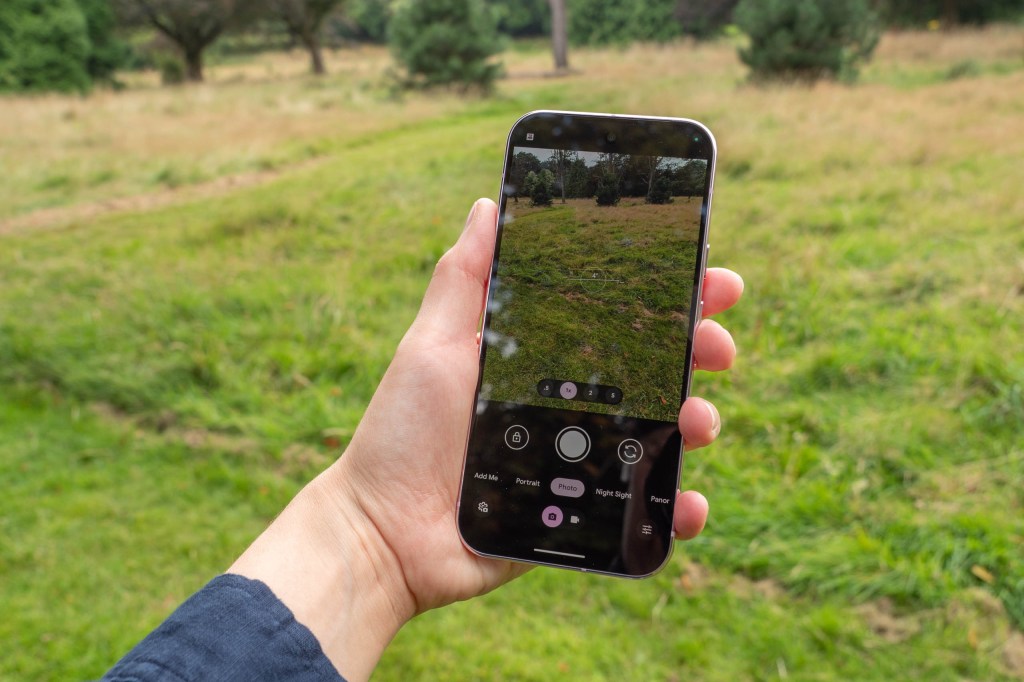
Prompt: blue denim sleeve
<box><xmin>102</xmin><ymin>574</ymin><xmax>345</xmax><ymax>682</ymax></box>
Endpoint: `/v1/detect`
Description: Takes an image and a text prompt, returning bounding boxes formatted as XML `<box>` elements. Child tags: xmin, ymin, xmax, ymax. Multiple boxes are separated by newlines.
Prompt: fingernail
<box><xmin>706</xmin><ymin>401</ymin><xmax>721</xmax><ymax>439</ymax></box>
<box><xmin>463</xmin><ymin>199</ymin><xmax>481</xmax><ymax>233</ymax></box>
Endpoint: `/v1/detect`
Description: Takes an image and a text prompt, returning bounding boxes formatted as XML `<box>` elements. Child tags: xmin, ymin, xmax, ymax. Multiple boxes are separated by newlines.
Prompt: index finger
<box><xmin>701</xmin><ymin>268</ymin><xmax>744</xmax><ymax>317</ymax></box>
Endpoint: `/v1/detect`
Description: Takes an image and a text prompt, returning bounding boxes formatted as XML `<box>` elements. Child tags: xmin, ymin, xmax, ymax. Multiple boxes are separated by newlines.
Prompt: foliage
<box><xmin>388</xmin><ymin>0</ymin><xmax>503</xmax><ymax>92</ymax></box>
<box><xmin>646</xmin><ymin>173</ymin><xmax>673</xmax><ymax>204</ymax></box>
<box><xmin>674</xmin><ymin>0</ymin><xmax>740</xmax><ymax>38</ymax></box>
<box><xmin>0</xmin><ymin>0</ymin><xmax>92</xmax><ymax>93</ymax></box>
<box><xmin>331</xmin><ymin>0</ymin><xmax>391</xmax><ymax>42</ymax></box>
<box><xmin>156</xmin><ymin>51</ymin><xmax>185</xmax><ymax>84</ymax></box>
<box><xmin>570</xmin><ymin>0</ymin><xmax>682</xmax><ymax>45</ymax></box>
<box><xmin>735</xmin><ymin>0</ymin><xmax>881</xmax><ymax>82</ymax></box>
<box><xmin>879</xmin><ymin>0</ymin><xmax>1024</xmax><ymax>27</ymax></box>
<box><xmin>594</xmin><ymin>171</ymin><xmax>620</xmax><ymax>206</ymax></box>
<box><xmin>488</xmin><ymin>0</ymin><xmax>548</xmax><ymax>37</ymax></box>
<box><xmin>125</xmin><ymin>0</ymin><xmax>248</xmax><ymax>81</ymax></box>
<box><xmin>268</xmin><ymin>0</ymin><xmax>344</xmax><ymax>74</ymax></box>
<box><xmin>525</xmin><ymin>169</ymin><xmax>554</xmax><ymax>206</ymax></box>
<box><xmin>78</xmin><ymin>0</ymin><xmax>130</xmax><ymax>81</ymax></box>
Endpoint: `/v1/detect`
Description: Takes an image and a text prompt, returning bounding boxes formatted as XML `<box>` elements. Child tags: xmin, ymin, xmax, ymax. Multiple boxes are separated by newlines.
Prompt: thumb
<box><xmin>412</xmin><ymin>198</ymin><xmax>498</xmax><ymax>344</ymax></box>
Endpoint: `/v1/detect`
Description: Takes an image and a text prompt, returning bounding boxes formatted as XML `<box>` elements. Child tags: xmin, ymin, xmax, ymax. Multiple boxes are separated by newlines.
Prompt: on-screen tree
<box><xmin>507</xmin><ymin>151</ymin><xmax>542</xmax><ymax>203</ymax></box>
<box><xmin>127</xmin><ymin>0</ymin><xmax>245</xmax><ymax>81</ymax></box>
<box><xmin>593</xmin><ymin>152</ymin><xmax>624</xmax><ymax>206</ymax></box>
<box><xmin>548</xmin><ymin>149</ymin><xmax>576</xmax><ymax>203</ymax></box>
<box><xmin>647</xmin><ymin>174</ymin><xmax>673</xmax><ymax>204</ymax></box>
<box><xmin>269</xmin><ymin>0</ymin><xmax>344</xmax><ymax>75</ymax></box>
<box><xmin>528</xmin><ymin>169</ymin><xmax>555</xmax><ymax>207</ymax></box>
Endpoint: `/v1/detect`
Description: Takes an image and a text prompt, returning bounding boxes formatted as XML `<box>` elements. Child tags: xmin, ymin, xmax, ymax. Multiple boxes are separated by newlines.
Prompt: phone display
<box><xmin>457</xmin><ymin>111</ymin><xmax>716</xmax><ymax>577</ymax></box>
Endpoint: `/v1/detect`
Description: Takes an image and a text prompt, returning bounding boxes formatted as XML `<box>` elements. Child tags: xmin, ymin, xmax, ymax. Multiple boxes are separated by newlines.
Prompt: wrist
<box><xmin>229</xmin><ymin>460</ymin><xmax>415</xmax><ymax>681</ymax></box>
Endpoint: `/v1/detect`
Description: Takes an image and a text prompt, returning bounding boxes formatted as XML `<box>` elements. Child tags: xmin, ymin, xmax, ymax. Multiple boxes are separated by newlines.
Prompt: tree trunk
<box><xmin>548</xmin><ymin>0</ymin><xmax>569</xmax><ymax>72</ymax></box>
<box><xmin>184</xmin><ymin>49</ymin><xmax>204</xmax><ymax>82</ymax></box>
<box><xmin>943</xmin><ymin>0</ymin><xmax>958</xmax><ymax>27</ymax></box>
<box><xmin>304</xmin><ymin>31</ymin><xmax>326</xmax><ymax>75</ymax></box>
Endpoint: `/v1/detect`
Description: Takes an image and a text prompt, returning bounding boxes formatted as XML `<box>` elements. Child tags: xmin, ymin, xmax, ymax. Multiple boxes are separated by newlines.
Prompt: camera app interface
<box><xmin>460</xmin><ymin>133</ymin><xmax>711</xmax><ymax>576</ymax></box>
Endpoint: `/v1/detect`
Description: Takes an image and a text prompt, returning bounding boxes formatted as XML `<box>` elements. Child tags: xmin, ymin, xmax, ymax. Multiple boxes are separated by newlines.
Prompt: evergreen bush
<box><xmin>529</xmin><ymin>169</ymin><xmax>554</xmax><ymax>207</ymax></box>
<box><xmin>646</xmin><ymin>175</ymin><xmax>673</xmax><ymax>204</ymax></box>
<box><xmin>389</xmin><ymin>0</ymin><xmax>503</xmax><ymax>92</ymax></box>
<box><xmin>595</xmin><ymin>172</ymin><xmax>620</xmax><ymax>206</ymax></box>
<box><xmin>735</xmin><ymin>0</ymin><xmax>880</xmax><ymax>82</ymax></box>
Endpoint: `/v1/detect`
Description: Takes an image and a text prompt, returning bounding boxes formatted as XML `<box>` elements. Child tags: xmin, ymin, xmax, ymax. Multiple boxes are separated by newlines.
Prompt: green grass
<box><xmin>1</xmin><ymin>33</ymin><xmax>1023</xmax><ymax>680</ymax></box>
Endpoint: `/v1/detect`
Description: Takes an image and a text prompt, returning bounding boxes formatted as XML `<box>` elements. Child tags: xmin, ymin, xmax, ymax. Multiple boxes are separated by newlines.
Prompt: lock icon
<box><xmin>505</xmin><ymin>426</ymin><xmax>528</xmax><ymax>449</ymax></box>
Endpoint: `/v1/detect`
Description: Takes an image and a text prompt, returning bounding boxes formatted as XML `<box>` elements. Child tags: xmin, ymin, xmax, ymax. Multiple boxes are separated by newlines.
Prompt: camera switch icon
<box><xmin>617</xmin><ymin>438</ymin><xmax>643</xmax><ymax>465</ymax></box>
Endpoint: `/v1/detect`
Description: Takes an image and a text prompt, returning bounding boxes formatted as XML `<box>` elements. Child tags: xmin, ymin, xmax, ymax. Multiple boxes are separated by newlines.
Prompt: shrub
<box><xmin>528</xmin><ymin>169</ymin><xmax>554</xmax><ymax>207</ymax></box>
<box><xmin>388</xmin><ymin>0</ymin><xmax>503</xmax><ymax>92</ymax></box>
<box><xmin>735</xmin><ymin>0</ymin><xmax>880</xmax><ymax>83</ymax></box>
<box><xmin>0</xmin><ymin>0</ymin><xmax>92</xmax><ymax>93</ymax></box>
<box><xmin>646</xmin><ymin>174</ymin><xmax>673</xmax><ymax>204</ymax></box>
<box><xmin>595</xmin><ymin>172</ymin><xmax>620</xmax><ymax>206</ymax></box>
<box><xmin>157</xmin><ymin>53</ymin><xmax>186</xmax><ymax>85</ymax></box>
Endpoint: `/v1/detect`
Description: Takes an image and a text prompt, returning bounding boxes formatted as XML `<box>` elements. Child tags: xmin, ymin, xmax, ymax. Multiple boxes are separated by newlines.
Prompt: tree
<box><xmin>564</xmin><ymin>157</ymin><xmax>591</xmax><ymax>198</ymax></box>
<box><xmin>78</xmin><ymin>0</ymin><xmax>130</xmax><ymax>81</ymax></box>
<box><xmin>595</xmin><ymin>171</ymin><xmax>620</xmax><ymax>206</ymax></box>
<box><xmin>269</xmin><ymin>0</ymin><xmax>344</xmax><ymax>75</ymax></box>
<box><xmin>879</xmin><ymin>0</ymin><xmax>1024</xmax><ymax>27</ymax></box>
<box><xmin>647</xmin><ymin>174</ymin><xmax>673</xmax><ymax>204</ymax></box>
<box><xmin>673</xmin><ymin>159</ymin><xmax>707</xmax><ymax>197</ymax></box>
<box><xmin>389</xmin><ymin>0</ymin><xmax>503</xmax><ymax>92</ymax></box>
<box><xmin>0</xmin><ymin>0</ymin><xmax>92</xmax><ymax>93</ymax></box>
<box><xmin>570</xmin><ymin>0</ymin><xmax>682</xmax><ymax>45</ymax></box>
<box><xmin>734</xmin><ymin>0</ymin><xmax>880</xmax><ymax>83</ymax></box>
<box><xmin>127</xmin><ymin>0</ymin><xmax>246</xmax><ymax>81</ymax></box>
<box><xmin>547</xmin><ymin>149</ymin><xmax>576</xmax><ymax>203</ymax></box>
<box><xmin>527</xmin><ymin>169</ymin><xmax>555</xmax><ymax>206</ymax></box>
<box><xmin>548</xmin><ymin>0</ymin><xmax>568</xmax><ymax>72</ymax></box>
<box><xmin>674</xmin><ymin>0</ymin><xmax>739</xmax><ymax>38</ymax></box>
<box><xmin>507</xmin><ymin>151</ymin><xmax>542</xmax><ymax>203</ymax></box>
<box><xmin>489</xmin><ymin>0</ymin><xmax>548</xmax><ymax>37</ymax></box>
<box><xmin>336</xmin><ymin>0</ymin><xmax>391</xmax><ymax>42</ymax></box>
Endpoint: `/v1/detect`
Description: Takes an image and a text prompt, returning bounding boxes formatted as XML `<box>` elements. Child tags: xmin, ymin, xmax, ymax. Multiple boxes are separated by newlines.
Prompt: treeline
<box><xmin>491</xmin><ymin>0</ymin><xmax>1024</xmax><ymax>44</ymax></box>
<box><xmin>4</xmin><ymin>0</ymin><xmax>1023</xmax><ymax>94</ymax></box>
<box><xmin>509</xmin><ymin>151</ymin><xmax>707</xmax><ymax>208</ymax></box>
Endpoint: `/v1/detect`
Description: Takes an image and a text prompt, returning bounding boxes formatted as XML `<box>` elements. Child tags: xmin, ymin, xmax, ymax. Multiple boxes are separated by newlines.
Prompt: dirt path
<box><xmin>0</xmin><ymin>160</ymin><xmax>320</xmax><ymax>237</ymax></box>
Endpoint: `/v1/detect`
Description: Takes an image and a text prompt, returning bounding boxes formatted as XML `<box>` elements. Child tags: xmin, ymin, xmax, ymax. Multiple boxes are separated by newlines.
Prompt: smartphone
<box><xmin>457</xmin><ymin>110</ymin><xmax>716</xmax><ymax>578</ymax></box>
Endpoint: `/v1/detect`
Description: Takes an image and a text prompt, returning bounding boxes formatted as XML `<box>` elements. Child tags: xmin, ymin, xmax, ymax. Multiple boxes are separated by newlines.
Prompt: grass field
<box><xmin>2</xmin><ymin>27</ymin><xmax>1023</xmax><ymax>680</ymax></box>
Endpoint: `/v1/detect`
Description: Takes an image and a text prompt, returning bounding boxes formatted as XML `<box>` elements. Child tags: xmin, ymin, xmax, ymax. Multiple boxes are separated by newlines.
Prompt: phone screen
<box><xmin>458</xmin><ymin>112</ymin><xmax>715</xmax><ymax>577</ymax></box>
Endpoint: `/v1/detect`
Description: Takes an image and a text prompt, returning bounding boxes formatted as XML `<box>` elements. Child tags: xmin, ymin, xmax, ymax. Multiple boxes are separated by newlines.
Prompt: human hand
<box><xmin>230</xmin><ymin>198</ymin><xmax>743</xmax><ymax>681</ymax></box>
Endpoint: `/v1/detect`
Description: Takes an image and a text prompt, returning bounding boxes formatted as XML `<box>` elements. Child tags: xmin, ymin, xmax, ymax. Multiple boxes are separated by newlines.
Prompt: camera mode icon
<box><xmin>541</xmin><ymin>505</ymin><xmax>563</xmax><ymax>528</ymax></box>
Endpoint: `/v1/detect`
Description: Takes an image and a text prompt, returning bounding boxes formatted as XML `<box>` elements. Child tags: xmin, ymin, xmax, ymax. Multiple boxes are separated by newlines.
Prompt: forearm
<box><xmin>229</xmin><ymin>463</ymin><xmax>414</xmax><ymax>682</ymax></box>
